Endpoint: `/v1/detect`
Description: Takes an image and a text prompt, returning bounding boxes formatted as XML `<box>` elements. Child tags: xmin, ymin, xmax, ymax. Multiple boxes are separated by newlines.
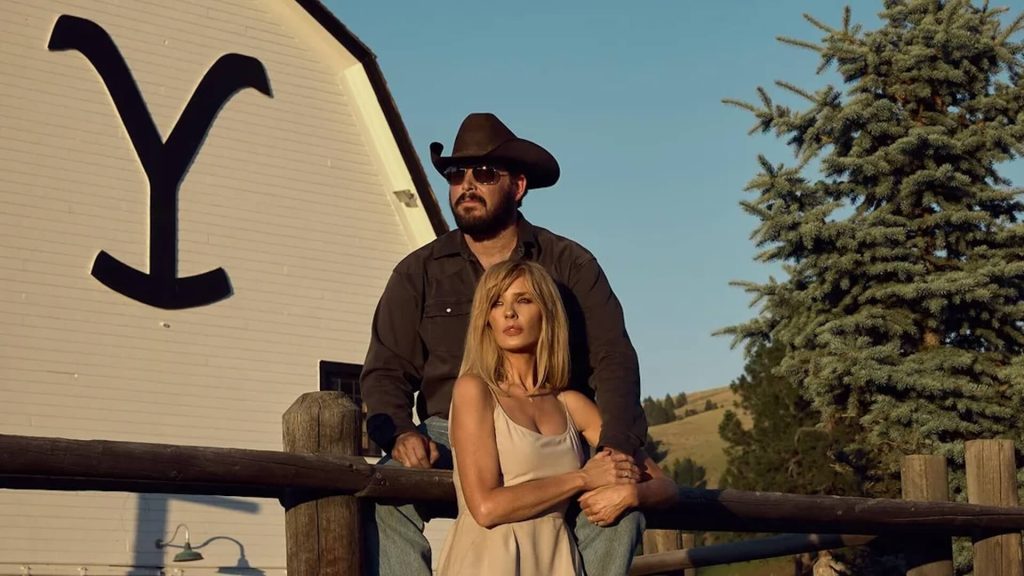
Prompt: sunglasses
<box><xmin>443</xmin><ymin>165</ymin><xmax>509</xmax><ymax>186</ymax></box>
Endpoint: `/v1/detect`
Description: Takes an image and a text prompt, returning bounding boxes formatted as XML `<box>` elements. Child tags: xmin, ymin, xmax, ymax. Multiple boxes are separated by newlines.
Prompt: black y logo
<box><xmin>48</xmin><ymin>15</ymin><xmax>272</xmax><ymax>309</ymax></box>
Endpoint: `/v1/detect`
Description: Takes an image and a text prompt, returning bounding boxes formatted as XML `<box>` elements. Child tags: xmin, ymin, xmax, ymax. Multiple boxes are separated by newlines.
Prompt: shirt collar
<box><xmin>431</xmin><ymin>228</ymin><xmax>464</xmax><ymax>259</ymax></box>
<box><xmin>513</xmin><ymin>214</ymin><xmax>539</xmax><ymax>261</ymax></box>
<box><xmin>431</xmin><ymin>212</ymin><xmax>540</xmax><ymax>261</ymax></box>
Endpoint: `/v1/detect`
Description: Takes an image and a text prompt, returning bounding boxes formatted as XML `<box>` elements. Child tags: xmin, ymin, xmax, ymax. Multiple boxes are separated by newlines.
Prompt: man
<box><xmin>362</xmin><ymin>113</ymin><xmax>647</xmax><ymax>575</ymax></box>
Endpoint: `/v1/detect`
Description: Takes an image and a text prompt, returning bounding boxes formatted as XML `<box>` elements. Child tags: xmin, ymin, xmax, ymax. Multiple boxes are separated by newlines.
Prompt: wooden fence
<box><xmin>1</xmin><ymin>391</ymin><xmax>1022</xmax><ymax>575</ymax></box>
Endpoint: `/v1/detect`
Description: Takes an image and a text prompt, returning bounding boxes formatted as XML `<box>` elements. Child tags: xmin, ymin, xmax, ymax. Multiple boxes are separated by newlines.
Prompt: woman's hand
<box><xmin>579</xmin><ymin>484</ymin><xmax>639</xmax><ymax>526</ymax></box>
<box><xmin>579</xmin><ymin>450</ymin><xmax>640</xmax><ymax>491</ymax></box>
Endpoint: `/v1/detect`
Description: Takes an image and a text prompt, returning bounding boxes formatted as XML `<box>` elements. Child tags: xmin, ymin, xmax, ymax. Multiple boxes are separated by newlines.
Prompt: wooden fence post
<box><xmin>640</xmin><ymin>530</ymin><xmax>696</xmax><ymax>576</ymax></box>
<box><xmin>643</xmin><ymin>529</ymin><xmax>682</xmax><ymax>574</ymax></box>
<box><xmin>681</xmin><ymin>532</ymin><xmax>697</xmax><ymax>576</ymax></box>
<box><xmin>966</xmin><ymin>440</ymin><xmax>1023</xmax><ymax>576</ymax></box>
<box><xmin>283</xmin><ymin>391</ymin><xmax>361</xmax><ymax>575</ymax></box>
<box><xmin>901</xmin><ymin>454</ymin><xmax>953</xmax><ymax>576</ymax></box>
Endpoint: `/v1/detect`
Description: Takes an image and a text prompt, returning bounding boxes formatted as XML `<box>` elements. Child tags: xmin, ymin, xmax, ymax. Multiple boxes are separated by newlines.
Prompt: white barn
<box><xmin>0</xmin><ymin>0</ymin><xmax>449</xmax><ymax>573</ymax></box>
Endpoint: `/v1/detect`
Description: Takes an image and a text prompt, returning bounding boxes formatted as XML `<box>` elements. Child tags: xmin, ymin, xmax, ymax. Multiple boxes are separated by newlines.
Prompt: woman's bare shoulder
<box><xmin>453</xmin><ymin>374</ymin><xmax>492</xmax><ymax>406</ymax></box>
<box><xmin>557</xmin><ymin>390</ymin><xmax>601</xmax><ymax>430</ymax></box>
<box><xmin>557</xmin><ymin>389</ymin><xmax>593</xmax><ymax>407</ymax></box>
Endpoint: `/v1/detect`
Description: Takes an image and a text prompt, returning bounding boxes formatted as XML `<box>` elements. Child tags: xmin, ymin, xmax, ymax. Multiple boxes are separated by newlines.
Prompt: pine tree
<box><xmin>721</xmin><ymin>0</ymin><xmax>1024</xmax><ymax>489</ymax></box>
<box><xmin>662</xmin><ymin>393</ymin><xmax>677</xmax><ymax>416</ymax></box>
<box><xmin>719</xmin><ymin>341</ymin><xmax>866</xmax><ymax>496</ymax></box>
<box><xmin>643</xmin><ymin>391</ymin><xmax>675</xmax><ymax>424</ymax></box>
<box><xmin>644</xmin><ymin>433</ymin><xmax>670</xmax><ymax>464</ymax></box>
<box><xmin>642</xmin><ymin>395</ymin><xmax>676</xmax><ymax>426</ymax></box>
<box><xmin>674</xmin><ymin>391</ymin><xmax>688</xmax><ymax>408</ymax></box>
<box><xmin>663</xmin><ymin>457</ymin><xmax>708</xmax><ymax>489</ymax></box>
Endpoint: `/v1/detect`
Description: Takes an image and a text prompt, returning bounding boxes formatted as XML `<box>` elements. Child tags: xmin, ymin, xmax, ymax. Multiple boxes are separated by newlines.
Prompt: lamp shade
<box><xmin>173</xmin><ymin>542</ymin><xmax>204</xmax><ymax>562</ymax></box>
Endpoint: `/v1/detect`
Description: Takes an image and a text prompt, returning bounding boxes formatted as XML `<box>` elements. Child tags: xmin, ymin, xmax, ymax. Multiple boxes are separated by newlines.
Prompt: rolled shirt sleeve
<box><xmin>361</xmin><ymin>269</ymin><xmax>424</xmax><ymax>453</ymax></box>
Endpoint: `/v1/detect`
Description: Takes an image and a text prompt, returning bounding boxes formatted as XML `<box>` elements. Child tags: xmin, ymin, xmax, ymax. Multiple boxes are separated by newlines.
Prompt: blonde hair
<box><xmin>460</xmin><ymin>260</ymin><xmax>570</xmax><ymax>394</ymax></box>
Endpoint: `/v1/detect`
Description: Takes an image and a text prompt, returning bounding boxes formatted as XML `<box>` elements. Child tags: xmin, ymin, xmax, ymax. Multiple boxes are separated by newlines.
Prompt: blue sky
<box><xmin>325</xmin><ymin>0</ymin><xmax>1024</xmax><ymax>399</ymax></box>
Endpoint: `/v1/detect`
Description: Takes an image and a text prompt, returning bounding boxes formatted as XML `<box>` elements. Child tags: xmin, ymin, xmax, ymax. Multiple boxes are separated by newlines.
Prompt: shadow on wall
<box><xmin>131</xmin><ymin>494</ymin><xmax>263</xmax><ymax>575</ymax></box>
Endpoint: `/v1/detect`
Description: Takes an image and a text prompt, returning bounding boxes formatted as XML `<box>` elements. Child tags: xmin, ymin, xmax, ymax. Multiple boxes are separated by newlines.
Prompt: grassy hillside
<box><xmin>643</xmin><ymin>387</ymin><xmax>802</xmax><ymax>569</ymax></box>
<box><xmin>647</xmin><ymin>387</ymin><xmax>798</xmax><ymax>576</ymax></box>
<box><xmin>648</xmin><ymin>386</ymin><xmax>749</xmax><ymax>488</ymax></box>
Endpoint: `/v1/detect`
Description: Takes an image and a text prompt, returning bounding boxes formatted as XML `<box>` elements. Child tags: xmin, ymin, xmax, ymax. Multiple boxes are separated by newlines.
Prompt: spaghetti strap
<box><xmin>555</xmin><ymin>393</ymin><xmax>579</xmax><ymax>435</ymax></box>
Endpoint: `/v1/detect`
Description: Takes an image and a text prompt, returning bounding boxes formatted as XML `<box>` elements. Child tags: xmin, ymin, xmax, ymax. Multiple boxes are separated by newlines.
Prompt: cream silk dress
<box><xmin>437</xmin><ymin>392</ymin><xmax>586</xmax><ymax>576</ymax></box>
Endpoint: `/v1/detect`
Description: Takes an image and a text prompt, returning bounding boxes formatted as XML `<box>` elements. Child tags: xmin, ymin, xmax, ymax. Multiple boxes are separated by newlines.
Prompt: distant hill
<box><xmin>648</xmin><ymin>386</ymin><xmax>750</xmax><ymax>488</ymax></box>
<box><xmin>647</xmin><ymin>387</ymin><xmax>800</xmax><ymax>576</ymax></box>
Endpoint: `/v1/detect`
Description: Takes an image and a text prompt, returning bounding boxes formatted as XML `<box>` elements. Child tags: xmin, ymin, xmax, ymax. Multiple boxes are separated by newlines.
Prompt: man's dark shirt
<box><xmin>361</xmin><ymin>215</ymin><xmax>647</xmax><ymax>456</ymax></box>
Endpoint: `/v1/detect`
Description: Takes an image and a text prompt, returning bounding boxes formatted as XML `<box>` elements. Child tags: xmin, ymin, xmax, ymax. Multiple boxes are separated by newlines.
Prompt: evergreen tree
<box><xmin>643</xmin><ymin>395</ymin><xmax>677</xmax><ymax>425</ymax></box>
<box><xmin>662</xmin><ymin>393</ymin><xmax>677</xmax><ymax>415</ymax></box>
<box><xmin>663</xmin><ymin>457</ymin><xmax>708</xmax><ymax>489</ymax></box>
<box><xmin>641</xmin><ymin>396</ymin><xmax>655</xmax><ymax>424</ymax></box>
<box><xmin>674</xmin><ymin>391</ymin><xmax>689</xmax><ymax>408</ymax></box>
<box><xmin>661</xmin><ymin>458</ymin><xmax>710</xmax><ymax>554</ymax></box>
<box><xmin>719</xmin><ymin>341</ymin><xmax>866</xmax><ymax>496</ymax></box>
<box><xmin>721</xmin><ymin>0</ymin><xmax>1024</xmax><ymax>489</ymax></box>
<box><xmin>644</xmin><ymin>433</ymin><xmax>670</xmax><ymax>464</ymax></box>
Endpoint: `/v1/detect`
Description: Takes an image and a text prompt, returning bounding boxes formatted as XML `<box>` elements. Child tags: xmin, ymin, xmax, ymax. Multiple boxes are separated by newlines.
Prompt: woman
<box><xmin>437</xmin><ymin>260</ymin><xmax>677</xmax><ymax>575</ymax></box>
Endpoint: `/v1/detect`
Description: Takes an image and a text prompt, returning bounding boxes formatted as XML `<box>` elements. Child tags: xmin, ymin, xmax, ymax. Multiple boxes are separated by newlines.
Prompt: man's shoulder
<box><xmin>530</xmin><ymin>221</ymin><xmax>597</xmax><ymax>264</ymax></box>
<box><xmin>392</xmin><ymin>230</ymin><xmax>461</xmax><ymax>274</ymax></box>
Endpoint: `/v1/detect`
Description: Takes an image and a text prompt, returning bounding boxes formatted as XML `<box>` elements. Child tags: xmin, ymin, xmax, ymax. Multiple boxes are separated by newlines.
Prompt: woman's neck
<box><xmin>502</xmin><ymin>352</ymin><xmax>538</xmax><ymax>394</ymax></box>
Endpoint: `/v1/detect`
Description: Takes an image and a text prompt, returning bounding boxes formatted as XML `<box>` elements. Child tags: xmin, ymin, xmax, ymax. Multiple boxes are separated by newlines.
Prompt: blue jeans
<box><xmin>363</xmin><ymin>416</ymin><xmax>645</xmax><ymax>576</ymax></box>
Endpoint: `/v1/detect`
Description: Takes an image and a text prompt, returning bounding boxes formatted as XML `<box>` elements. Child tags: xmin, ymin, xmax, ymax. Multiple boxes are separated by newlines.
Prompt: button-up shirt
<box><xmin>361</xmin><ymin>215</ymin><xmax>647</xmax><ymax>455</ymax></box>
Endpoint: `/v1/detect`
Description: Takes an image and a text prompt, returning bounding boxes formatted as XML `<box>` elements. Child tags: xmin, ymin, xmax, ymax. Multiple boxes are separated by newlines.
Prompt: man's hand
<box><xmin>579</xmin><ymin>450</ymin><xmax>640</xmax><ymax>490</ymax></box>
<box><xmin>391</xmin><ymin>430</ymin><xmax>439</xmax><ymax>468</ymax></box>
<box><xmin>601</xmin><ymin>447</ymin><xmax>644</xmax><ymax>479</ymax></box>
<box><xmin>579</xmin><ymin>484</ymin><xmax>639</xmax><ymax>527</ymax></box>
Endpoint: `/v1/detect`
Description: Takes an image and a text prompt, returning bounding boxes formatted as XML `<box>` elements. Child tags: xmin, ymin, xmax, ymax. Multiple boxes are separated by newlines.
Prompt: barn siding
<box><xmin>0</xmin><ymin>0</ymin><xmax>435</xmax><ymax>572</ymax></box>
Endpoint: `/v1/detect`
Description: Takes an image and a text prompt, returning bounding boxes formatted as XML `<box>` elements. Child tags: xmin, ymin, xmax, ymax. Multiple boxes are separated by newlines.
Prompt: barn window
<box><xmin>319</xmin><ymin>360</ymin><xmax>381</xmax><ymax>457</ymax></box>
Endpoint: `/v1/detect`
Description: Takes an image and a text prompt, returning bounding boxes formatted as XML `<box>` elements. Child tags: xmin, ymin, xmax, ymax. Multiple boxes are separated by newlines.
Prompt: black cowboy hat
<box><xmin>430</xmin><ymin>113</ymin><xmax>560</xmax><ymax>189</ymax></box>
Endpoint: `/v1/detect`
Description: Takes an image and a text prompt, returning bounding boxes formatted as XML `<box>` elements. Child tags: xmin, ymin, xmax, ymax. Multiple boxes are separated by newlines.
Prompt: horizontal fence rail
<box><xmin>629</xmin><ymin>534</ymin><xmax>876</xmax><ymax>576</ymax></box>
<box><xmin>645</xmin><ymin>488</ymin><xmax>1024</xmax><ymax>536</ymax></box>
<box><xmin>3</xmin><ymin>433</ymin><xmax>1024</xmax><ymax>537</ymax></box>
<box><xmin>0</xmin><ymin>433</ymin><xmax>453</xmax><ymax>502</ymax></box>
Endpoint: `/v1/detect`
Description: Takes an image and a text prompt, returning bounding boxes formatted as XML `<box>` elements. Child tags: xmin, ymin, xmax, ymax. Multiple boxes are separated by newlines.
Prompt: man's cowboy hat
<box><xmin>430</xmin><ymin>113</ymin><xmax>560</xmax><ymax>189</ymax></box>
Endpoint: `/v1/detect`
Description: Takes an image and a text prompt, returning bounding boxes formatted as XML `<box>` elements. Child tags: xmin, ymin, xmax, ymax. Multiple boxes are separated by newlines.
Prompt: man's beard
<box><xmin>452</xmin><ymin>189</ymin><xmax>518</xmax><ymax>240</ymax></box>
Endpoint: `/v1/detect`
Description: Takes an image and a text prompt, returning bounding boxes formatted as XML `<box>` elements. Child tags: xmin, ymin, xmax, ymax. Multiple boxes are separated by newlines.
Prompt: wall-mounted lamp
<box><xmin>198</xmin><ymin>535</ymin><xmax>264</xmax><ymax>575</ymax></box>
<box><xmin>155</xmin><ymin>523</ymin><xmax>204</xmax><ymax>562</ymax></box>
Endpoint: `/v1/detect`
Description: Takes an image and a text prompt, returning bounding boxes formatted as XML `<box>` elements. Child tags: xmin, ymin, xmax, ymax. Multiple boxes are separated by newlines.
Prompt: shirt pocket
<box><xmin>422</xmin><ymin>298</ymin><xmax>473</xmax><ymax>355</ymax></box>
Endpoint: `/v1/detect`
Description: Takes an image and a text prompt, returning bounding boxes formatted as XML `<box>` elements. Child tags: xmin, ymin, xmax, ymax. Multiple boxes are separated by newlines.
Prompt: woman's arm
<box><xmin>578</xmin><ymin>455</ymin><xmax>679</xmax><ymax>526</ymax></box>
<box><xmin>450</xmin><ymin>376</ymin><xmax>635</xmax><ymax>528</ymax></box>
<box><xmin>561</xmin><ymin>385</ymin><xmax>679</xmax><ymax>524</ymax></box>
<box><xmin>560</xmin><ymin>391</ymin><xmax>677</xmax><ymax>524</ymax></box>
